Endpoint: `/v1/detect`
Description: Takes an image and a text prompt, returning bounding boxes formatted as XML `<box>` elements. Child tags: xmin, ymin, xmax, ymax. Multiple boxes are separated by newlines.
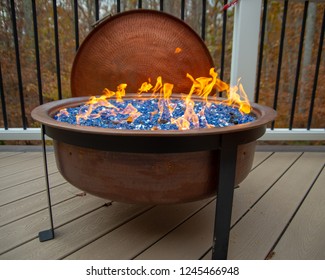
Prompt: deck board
<box><xmin>1</xmin><ymin>203</ymin><xmax>152</xmax><ymax>259</ymax></box>
<box><xmin>135</xmin><ymin>152</ymin><xmax>302</xmax><ymax>260</ymax></box>
<box><xmin>0</xmin><ymin>182</ymin><xmax>82</xmax><ymax>226</ymax></box>
<box><xmin>64</xmin><ymin>153</ymin><xmax>273</xmax><ymax>260</ymax></box>
<box><xmin>230</xmin><ymin>152</ymin><xmax>301</xmax><ymax>224</ymax></box>
<box><xmin>0</xmin><ymin>148</ymin><xmax>324</xmax><ymax>260</ymax></box>
<box><xmin>271</xmin><ymin>166</ymin><xmax>325</xmax><ymax>260</ymax></box>
<box><xmin>0</xmin><ymin>194</ymin><xmax>108</xmax><ymax>255</ymax></box>
<box><xmin>0</xmin><ymin>158</ymin><xmax>57</xmax><ymax>191</ymax></box>
<box><xmin>0</xmin><ymin>152</ymin><xmax>22</xmax><ymax>159</ymax></box>
<box><xmin>65</xmin><ymin>199</ymin><xmax>214</xmax><ymax>260</ymax></box>
<box><xmin>227</xmin><ymin>152</ymin><xmax>325</xmax><ymax>260</ymax></box>
<box><xmin>0</xmin><ymin>152</ymin><xmax>41</xmax><ymax>169</ymax></box>
<box><xmin>0</xmin><ymin>152</ymin><xmax>54</xmax><ymax>178</ymax></box>
<box><xmin>0</xmin><ymin>172</ymin><xmax>66</xmax><ymax>206</ymax></box>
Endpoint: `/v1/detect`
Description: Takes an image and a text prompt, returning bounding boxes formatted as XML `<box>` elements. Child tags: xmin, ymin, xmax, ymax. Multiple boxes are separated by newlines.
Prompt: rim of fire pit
<box><xmin>32</xmin><ymin>94</ymin><xmax>276</xmax><ymax>153</ymax></box>
<box><xmin>70</xmin><ymin>9</ymin><xmax>215</xmax><ymax>97</ymax></box>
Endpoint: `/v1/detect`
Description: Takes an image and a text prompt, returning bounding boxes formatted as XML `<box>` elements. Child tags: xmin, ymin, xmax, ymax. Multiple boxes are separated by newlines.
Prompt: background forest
<box><xmin>0</xmin><ymin>0</ymin><xmax>324</xmax><ymax>134</ymax></box>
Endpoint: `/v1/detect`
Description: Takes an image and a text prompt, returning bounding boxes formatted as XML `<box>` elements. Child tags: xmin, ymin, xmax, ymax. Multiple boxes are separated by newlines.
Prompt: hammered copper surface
<box><xmin>54</xmin><ymin>141</ymin><xmax>256</xmax><ymax>204</ymax></box>
<box><xmin>71</xmin><ymin>10</ymin><xmax>214</xmax><ymax>97</ymax></box>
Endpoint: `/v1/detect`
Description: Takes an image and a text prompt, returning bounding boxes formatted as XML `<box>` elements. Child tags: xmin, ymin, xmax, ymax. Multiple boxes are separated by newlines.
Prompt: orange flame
<box><xmin>102</xmin><ymin>83</ymin><xmax>127</xmax><ymax>102</ymax></box>
<box><xmin>152</xmin><ymin>76</ymin><xmax>163</xmax><ymax>94</ymax></box>
<box><xmin>224</xmin><ymin>79</ymin><xmax>251</xmax><ymax>114</ymax></box>
<box><xmin>74</xmin><ymin>68</ymin><xmax>252</xmax><ymax>129</ymax></box>
<box><xmin>138</xmin><ymin>81</ymin><xmax>153</xmax><ymax>94</ymax></box>
<box><xmin>120</xmin><ymin>103</ymin><xmax>141</xmax><ymax>123</ymax></box>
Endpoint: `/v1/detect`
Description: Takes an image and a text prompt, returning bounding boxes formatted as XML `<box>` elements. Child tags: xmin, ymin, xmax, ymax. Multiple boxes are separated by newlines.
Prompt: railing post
<box><xmin>230</xmin><ymin>0</ymin><xmax>262</xmax><ymax>102</ymax></box>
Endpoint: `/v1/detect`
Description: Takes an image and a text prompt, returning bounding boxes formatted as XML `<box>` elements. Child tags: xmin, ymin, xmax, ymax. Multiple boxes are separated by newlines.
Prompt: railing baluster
<box><xmin>117</xmin><ymin>0</ymin><xmax>121</xmax><ymax>13</ymax></box>
<box><xmin>138</xmin><ymin>0</ymin><xmax>142</xmax><ymax>9</ymax></box>
<box><xmin>10</xmin><ymin>0</ymin><xmax>27</xmax><ymax>129</ymax></box>
<box><xmin>95</xmin><ymin>0</ymin><xmax>100</xmax><ymax>20</ymax></box>
<box><xmin>289</xmin><ymin>1</ymin><xmax>309</xmax><ymax>130</ymax></box>
<box><xmin>271</xmin><ymin>0</ymin><xmax>288</xmax><ymax>130</ymax></box>
<box><xmin>74</xmin><ymin>0</ymin><xmax>79</xmax><ymax>51</ymax></box>
<box><xmin>160</xmin><ymin>0</ymin><xmax>164</xmax><ymax>11</ymax></box>
<box><xmin>181</xmin><ymin>0</ymin><xmax>185</xmax><ymax>20</ymax></box>
<box><xmin>307</xmin><ymin>7</ymin><xmax>325</xmax><ymax>130</ymax></box>
<box><xmin>201</xmin><ymin>0</ymin><xmax>207</xmax><ymax>40</ymax></box>
<box><xmin>255</xmin><ymin>0</ymin><xmax>268</xmax><ymax>103</ymax></box>
<box><xmin>52</xmin><ymin>0</ymin><xmax>62</xmax><ymax>100</ymax></box>
<box><xmin>0</xmin><ymin>63</ymin><xmax>8</xmax><ymax>130</ymax></box>
<box><xmin>32</xmin><ymin>0</ymin><xmax>43</xmax><ymax>106</ymax></box>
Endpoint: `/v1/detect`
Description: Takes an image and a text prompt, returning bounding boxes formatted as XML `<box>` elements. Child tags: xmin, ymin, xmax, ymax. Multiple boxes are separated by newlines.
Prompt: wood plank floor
<box><xmin>0</xmin><ymin>146</ymin><xmax>324</xmax><ymax>260</ymax></box>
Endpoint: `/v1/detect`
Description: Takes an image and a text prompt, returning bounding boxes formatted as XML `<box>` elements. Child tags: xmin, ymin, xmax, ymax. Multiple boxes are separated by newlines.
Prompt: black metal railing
<box><xmin>0</xmin><ymin>0</ymin><xmax>324</xmax><ymax>137</ymax></box>
<box><xmin>9</xmin><ymin>0</ymin><xmax>27</xmax><ymax>129</ymax></box>
<box><xmin>255</xmin><ymin>0</ymin><xmax>325</xmax><ymax>131</ymax></box>
<box><xmin>0</xmin><ymin>0</ymin><xmax>230</xmax><ymax>132</ymax></box>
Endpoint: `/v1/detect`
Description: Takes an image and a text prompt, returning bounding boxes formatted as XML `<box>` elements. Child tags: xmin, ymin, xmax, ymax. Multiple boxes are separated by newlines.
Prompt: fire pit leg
<box><xmin>38</xmin><ymin>125</ymin><xmax>55</xmax><ymax>242</ymax></box>
<box><xmin>212</xmin><ymin>138</ymin><xmax>237</xmax><ymax>260</ymax></box>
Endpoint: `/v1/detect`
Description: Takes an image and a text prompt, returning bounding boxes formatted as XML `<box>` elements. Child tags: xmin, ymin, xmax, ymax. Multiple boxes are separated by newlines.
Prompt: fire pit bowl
<box><xmin>32</xmin><ymin>10</ymin><xmax>276</xmax><ymax>204</ymax></box>
<box><xmin>32</xmin><ymin>94</ymin><xmax>276</xmax><ymax>204</ymax></box>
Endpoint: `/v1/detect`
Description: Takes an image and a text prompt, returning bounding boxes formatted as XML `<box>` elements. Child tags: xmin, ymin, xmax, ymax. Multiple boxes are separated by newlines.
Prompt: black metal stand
<box><xmin>38</xmin><ymin>125</ymin><xmax>55</xmax><ymax>242</ymax></box>
<box><xmin>38</xmin><ymin>129</ymin><xmax>238</xmax><ymax>257</ymax></box>
<box><xmin>212</xmin><ymin>136</ymin><xmax>237</xmax><ymax>260</ymax></box>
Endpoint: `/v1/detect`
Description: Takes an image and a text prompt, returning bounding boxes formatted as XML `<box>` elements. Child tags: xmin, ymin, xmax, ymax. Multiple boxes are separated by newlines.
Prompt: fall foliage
<box><xmin>0</xmin><ymin>0</ymin><xmax>324</xmax><ymax>132</ymax></box>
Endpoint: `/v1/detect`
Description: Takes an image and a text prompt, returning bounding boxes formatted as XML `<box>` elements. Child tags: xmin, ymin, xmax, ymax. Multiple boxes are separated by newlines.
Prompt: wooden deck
<box><xmin>0</xmin><ymin>146</ymin><xmax>324</xmax><ymax>260</ymax></box>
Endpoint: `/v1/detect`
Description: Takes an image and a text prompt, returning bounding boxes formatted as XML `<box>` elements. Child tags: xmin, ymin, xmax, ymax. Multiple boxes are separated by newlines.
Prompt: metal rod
<box><xmin>255</xmin><ymin>0</ymin><xmax>268</xmax><ymax>103</ymax></box>
<box><xmin>32</xmin><ymin>0</ymin><xmax>43</xmax><ymax>106</ymax></box>
<box><xmin>307</xmin><ymin>7</ymin><xmax>325</xmax><ymax>130</ymax></box>
<box><xmin>74</xmin><ymin>0</ymin><xmax>80</xmax><ymax>51</ymax></box>
<box><xmin>10</xmin><ymin>0</ymin><xmax>27</xmax><ymax>129</ymax></box>
<box><xmin>212</xmin><ymin>137</ymin><xmax>237</xmax><ymax>259</ymax></box>
<box><xmin>201</xmin><ymin>0</ymin><xmax>207</xmax><ymax>40</ymax></box>
<box><xmin>38</xmin><ymin>125</ymin><xmax>55</xmax><ymax>242</ymax></box>
<box><xmin>271</xmin><ymin>0</ymin><xmax>288</xmax><ymax>129</ymax></box>
<box><xmin>52</xmin><ymin>0</ymin><xmax>62</xmax><ymax>100</ymax></box>
<box><xmin>95</xmin><ymin>0</ymin><xmax>100</xmax><ymax>20</ymax></box>
<box><xmin>181</xmin><ymin>0</ymin><xmax>185</xmax><ymax>20</ymax></box>
<box><xmin>220</xmin><ymin>0</ymin><xmax>228</xmax><ymax>93</ymax></box>
<box><xmin>0</xmin><ymin>63</ymin><xmax>8</xmax><ymax>129</ymax></box>
<box><xmin>160</xmin><ymin>0</ymin><xmax>164</xmax><ymax>11</ymax></box>
<box><xmin>138</xmin><ymin>0</ymin><xmax>142</xmax><ymax>9</ymax></box>
<box><xmin>117</xmin><ymin>0</ymin><xmax>121</xmax><ymax>13</ymax></box>
<box><xmin>289</xmin><ymin>1</ymin><xmax>309</xmax><ymax>130</ymax></box>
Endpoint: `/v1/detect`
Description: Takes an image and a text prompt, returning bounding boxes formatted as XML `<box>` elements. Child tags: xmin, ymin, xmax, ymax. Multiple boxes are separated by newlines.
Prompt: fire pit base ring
<box><xmin>54</xmin><ymin>140</ymin><xmax>256</xmax><ymax>204</ymax></box>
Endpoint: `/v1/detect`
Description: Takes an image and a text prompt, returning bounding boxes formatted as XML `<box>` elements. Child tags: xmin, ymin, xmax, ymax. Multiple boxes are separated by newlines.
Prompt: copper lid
<box><xmin>71</xmin><ymin>9</ymin><xmax>214</xmax><ymax>97</ymax></box>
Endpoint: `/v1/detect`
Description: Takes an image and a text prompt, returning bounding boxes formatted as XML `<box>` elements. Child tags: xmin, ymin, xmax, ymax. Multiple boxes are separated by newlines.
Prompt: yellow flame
<box><xmin>101</xmin><ymin>84</ymin><xmax>127</xmax><ymax>102</ymax></box>
<box><xmin>138</xmin><ymin>81</ymin><xmax>153</xmax><ymax>94</ymax></box>
<box><xmin>116</xmin><ymin>83</ymin><xmax>127</xmax><ymax>102</ymax></box>
<box><xmin>171</xmin><ymin>117</ymin><xmax>190</xmax><ymax>130</ymax></box>
<box><xmin>163</xmin><ymin>83</ymin><xmax>174</xmax><ymax>100</ymax></box>
<box><xmin>73</xmin><ymin>67</ymin><xmax>252</xmax><ymax>130</ymax></box>
<box><xmin>151</xmin><ymin>76</ymin><xmax>163</xmax><ymax>94</ymax></box>
<box><xmin>120</xmin><ymin>103</ymin><xmax>141</xmax><ymax>122</ymax></box>
<box><xmin>225</xmin><ymin>79</ymin><xmax>251</xmax><ymax>114</ymax></box>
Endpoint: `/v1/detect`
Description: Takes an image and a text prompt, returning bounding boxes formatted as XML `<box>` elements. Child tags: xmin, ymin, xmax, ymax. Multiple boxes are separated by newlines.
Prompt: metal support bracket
<box><xmin>212</xmin><ymin>137</ymin><xmax>238</xmax><ymax>259</ymax></box>
<box><xmin>38</xmin><ymin>125</ymin><xmax>55</xmax><ymax>242</ymax></box>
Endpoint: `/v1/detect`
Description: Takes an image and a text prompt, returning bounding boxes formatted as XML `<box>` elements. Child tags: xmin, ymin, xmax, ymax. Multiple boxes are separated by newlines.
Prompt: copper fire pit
<box><xmin>32</xmin><ymin>10</ymin><xmax>276</xmax><ymax>258</ymax></box>
<box><xmin>32</xmin><ymin>9</ymin><xmax>276</xmax><ymax>204</ymax></box>
<box><xmin>32</xmin><ymin>93</ymin><xmax>275</xmax><ymax>204</ymax></box>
